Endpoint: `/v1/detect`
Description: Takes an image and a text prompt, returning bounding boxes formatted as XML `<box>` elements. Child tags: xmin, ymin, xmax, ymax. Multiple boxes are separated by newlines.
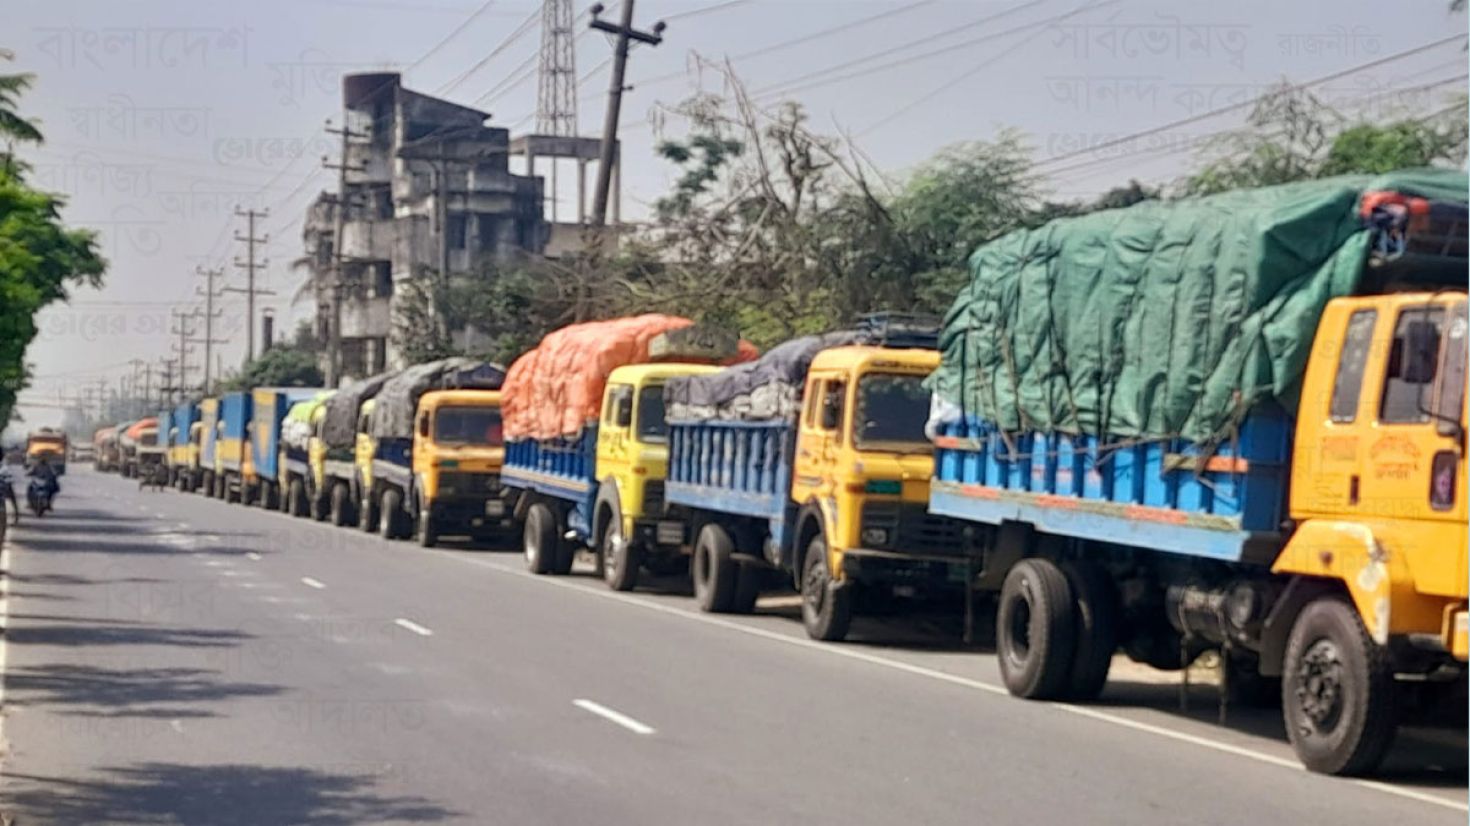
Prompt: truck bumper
<box><xmin>1447</xmin><ymin>604</ymin><xmax>1469</xmax><ymax>662</ymax></box>
<box><xmin>839</xmin><ymin>548</ymin><xmax>977</xmax><ymax>588</ymax></box>
<box><xmin>428</xmin><ymin>497</ymin><xmax>515</xmax><ymax>535</ymax></box>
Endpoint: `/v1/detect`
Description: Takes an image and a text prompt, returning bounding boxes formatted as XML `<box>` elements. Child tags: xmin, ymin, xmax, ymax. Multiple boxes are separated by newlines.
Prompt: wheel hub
<box><xmin>805</xmin><ymin>559</ymin><xmax>827</xmax><ymax>613</ymax></box>
<box><xmin>1296</xmin><ymin>639</ymin><xmax>1344</xmax><ymax>728</ymax></box>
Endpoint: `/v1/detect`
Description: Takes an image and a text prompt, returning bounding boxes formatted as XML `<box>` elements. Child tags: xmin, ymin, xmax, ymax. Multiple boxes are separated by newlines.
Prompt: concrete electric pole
<box><xmin>588</xmin><ymin>1</ymin><xmax>664</xmax><ymax>228</ymax></box>
<box><xmin>227</xmin><ymin>206</ymin><xmax>273</xmax><ymax>365</ymax></box>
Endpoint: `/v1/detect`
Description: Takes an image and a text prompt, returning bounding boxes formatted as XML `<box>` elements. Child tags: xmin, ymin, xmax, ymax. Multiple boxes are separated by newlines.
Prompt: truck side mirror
<box><xmin>821</xmin><ymin>392</ymin><xmax>842</xmax><ymax>431</ymax></box>
<box><xmin>613</xmin><ymin>395</ymin><xmax>633</xmax><ymax>428</ymax></box>
<box><xmin>417</xmin><ymin>415</ymin><xmax>430</xmax><ymax>438</ymax></box>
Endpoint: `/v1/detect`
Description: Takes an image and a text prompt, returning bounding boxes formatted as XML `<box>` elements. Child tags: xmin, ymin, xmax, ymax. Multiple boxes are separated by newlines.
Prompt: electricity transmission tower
<box><xmin>536</xmin><ymin>0</ymin><xmax>578</xmax><ymax>136</ymax></box>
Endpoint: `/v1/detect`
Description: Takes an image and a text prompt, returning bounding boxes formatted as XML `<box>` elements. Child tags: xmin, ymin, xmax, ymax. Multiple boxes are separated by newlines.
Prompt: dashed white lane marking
<box><xmin>300</xmin><ymin>577</ymin><xmax>326</xmax><ymax>590</ymax></box>
<box><xmin>170</xmin><ymin>720</ymin><xmax>185</xmax><ymax>734</ymax></box>
<box><xmin>220</xmin><ymin>570</ymin><xmax>240</xmax><ymax>578</ymax></box>
<box><xmin>203</xmin><ymin>560</ymin><xmax>226</xmax><ymax>568</ymax></box>
<box><xmin>245</xmin><ymin>552</ymin><xmax>261</xmax><ymax>561</ymax></box>
<box><xmin>573</xmin><ymin>699</ymin><xmax>655</xmax><ymax>736</ymax></box>
<box><xmin>393</xmin><ymin>618</ymin><xmax>434</xmax><ymax>637</ymax></box>
<box><xmin>442</xmin><ymin>554</ymin><xmax>1466</xmax><ymax>815</ymax></box>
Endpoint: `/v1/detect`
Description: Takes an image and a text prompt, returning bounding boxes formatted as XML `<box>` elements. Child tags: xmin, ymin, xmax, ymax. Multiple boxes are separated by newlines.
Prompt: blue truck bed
<box><xmin>218</xmin><ymin>392</ymin><xmax>252</xmax><ymax>472</ymax></box>
<box><xmin>502</xmin><ymin>427</ymin><xmax>598</xmax><ymax>538</ymax></box>
<box><xmin>251</xmin><ymin>388</ymin><xmax>322</xmax><ymax>482</ymax></box>
<box><xmin>172</xmin><ymin>401</ymin><xmax>198</xmax><ymax>450</ymax></box>
<box><xmin>665</xmin><ymin>419</ymin><xmax>798</xmax><ymax>554</ymax></box>
<box><xmin>928</xmin><ymin>408</ymin><xmax>1291</xmax><ymax>563</ymax></box>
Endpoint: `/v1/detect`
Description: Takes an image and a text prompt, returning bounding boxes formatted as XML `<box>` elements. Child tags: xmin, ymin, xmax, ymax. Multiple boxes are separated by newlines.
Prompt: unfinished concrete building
<box><xmin>303</xmin><ymin>72</ymin><xmax>548</xmax><ymax>384</ymax></box>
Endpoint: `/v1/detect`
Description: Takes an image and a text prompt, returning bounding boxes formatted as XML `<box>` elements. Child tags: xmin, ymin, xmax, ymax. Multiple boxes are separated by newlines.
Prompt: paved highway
<box><xmin>1</xmin><ymin>470</ymin><xmax>1464</xmax><ymax>824</ymax></box>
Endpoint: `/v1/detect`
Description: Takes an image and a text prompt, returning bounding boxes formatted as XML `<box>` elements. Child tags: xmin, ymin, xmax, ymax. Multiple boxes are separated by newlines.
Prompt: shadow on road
<box><xmin>1</xmin><ymin>764</ymin><xmax>459</xmax><ymax>824</ymax></box>
<box><xmin>7</xmin><ymin>622</ymin><xmax>250</xmax><ymax>648</ymax></box>
<box><xmin>4</xmin><ymin>663</ymin><xmax>284</xmax><ymax>718</ymax></box>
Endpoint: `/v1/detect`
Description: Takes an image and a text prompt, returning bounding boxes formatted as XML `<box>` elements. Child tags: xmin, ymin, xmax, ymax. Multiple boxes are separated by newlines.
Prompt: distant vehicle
<box><xmin>93</xmin><ymin>425</ymin><xmax>120</xmax><ymax>472</ymax></box>
<box><xmin>247</xmin><ymin>387</ymin><xmax>326</xmax><ymax>509</ymax></box>
<box><xmin>26</xmin><ymin>475</ymin><xmax>53</xmax><ymax>516</ymax></box>
<box><xmin>117</xmin><ymin>418</ymin><xmax>156</xmax><ymax>479</ymax></box>
<box><xmin>25</xmin><ymin>428</ymin><xmax>67</xmax><ymax>475</ymax></box>
<box><xmin>69</xmin><ymin>443</ymin><xmax>95</xmax><ymax>464</ymax></box>
<box><xmin>212</xmin><ymin>392</ymin><xmax>252</xmax><ymax>502</ymax></box>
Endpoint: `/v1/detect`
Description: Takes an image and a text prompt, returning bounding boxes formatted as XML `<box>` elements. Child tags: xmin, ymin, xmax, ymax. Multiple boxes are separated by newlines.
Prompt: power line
<box><xmin>437</xmin><ymin>5</ymin><xmax>542</xmax><ymax>95</ymax></box>
<box><xmin>407</xmin><ymin>0</ymin><xmax>502</xmax><ymax>72</ymax></box>
<box><xmin>1033</xmin><ymin>32</ymin><xmax>1469</xmax><ymax>170</ymax></box>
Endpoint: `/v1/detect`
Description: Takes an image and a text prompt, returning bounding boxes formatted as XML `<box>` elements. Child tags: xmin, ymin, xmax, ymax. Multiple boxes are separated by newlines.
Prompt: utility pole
<box><xmin>169</xmin><ymin>309</ymin><xmax>197</xmax><ymax>403</ymax></box>
<box><xmin>195</xmin><ymin>266</ymin><xmax>226</xmax><ymax>394</ymax></box>
<box><xmin>227</xmin><ymin>206</ymin><xmax>273</xmax><ymax>365</ymax></box>
<box><xmin>588</xmin><ymin>1</ymin><xmax>664</xmax><ymax>228</ymax></box>
<box><xmin>323</xmin><ymin>118</ymin><xmax>369</xmax><ymax>388</ymax></box>
<box><xmin>158</xmin><ymin>359</ymin><xmax>176</xmax><ymax>407</ymax></box>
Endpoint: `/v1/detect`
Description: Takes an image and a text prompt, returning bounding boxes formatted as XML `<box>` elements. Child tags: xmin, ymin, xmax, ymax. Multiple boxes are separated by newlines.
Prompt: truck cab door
<box><xmin>792</xmin><ymin>374</ymin><xmax>845</xmax><ymax>504</ymax></box>
<box><xmin>597</xmin><ymin>383</ymin><xmax>635</xmax><ymax>481</ymax></box>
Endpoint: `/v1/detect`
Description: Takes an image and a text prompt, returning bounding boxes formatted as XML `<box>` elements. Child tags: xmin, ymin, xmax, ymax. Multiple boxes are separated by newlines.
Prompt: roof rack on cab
<box><xmin>854</xmin><ymin>312</ymin><xmax>942</xmax><ymax>350</ymax></box>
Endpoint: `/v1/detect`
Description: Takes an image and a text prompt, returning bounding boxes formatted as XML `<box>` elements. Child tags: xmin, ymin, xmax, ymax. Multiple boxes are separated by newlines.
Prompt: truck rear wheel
<box><xmin>801</xmin><ymin>537</ymin><xmax>852</xmax><ymax>641</ymax></box>
<box><xmin>997</xmin><ymin>558</ymin><xmax>1076</xmax><ymax>700</ymax></box>
<box><xmin>288</xmin><ymin>478</ymin><xmax>307</xmax><ymax>518</ymax></box>
<box><xmin>524</xmin><ymin>503</ymin><xmax>558</xmax><ymax>574</ymax></box>
<box><xmin>601</xmin><ymin>520</ymin><xmax>641</xmax><ymax>592</ymax></box>
<box><xmin>358</xmin><ymin>489</ymin><xmax>378</xmax><ymax>533</ymax></box>
<box><xmin>1282</xmin><ymin>597</ymin><xmax>1399</xmax><ymax>775</ymax></box>
<box><xmin>379</xmin><ymin>488</ymin><xmax>405</xmax><ymax>540</ymax></box>
<box><xmin>1061</xmin><ymin>560</ymin><xmax>1119</xmax><ymax>701</ymax></box>
<box><xmin>692</xmin><ymin>524</ymin><xmax>739</xmax><ymax>613</ymax></box>
<box><xmin>329</xmin><ymin>482</ymin><xmax>352</xmax><ymax>527</ymax></box>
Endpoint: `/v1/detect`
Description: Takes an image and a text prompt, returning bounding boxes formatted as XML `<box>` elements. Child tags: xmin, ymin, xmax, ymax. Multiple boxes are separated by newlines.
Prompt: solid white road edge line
<box><xmin>300</xmin><ymin>577</ymin><xmax>326</xmax><ymax>589</ymax></box>
<box><xmin>0</xmin><ymin>537</ymin><xmax>10</xmax><ymax>735</ymax></box>
<box><xmin>394</xmin><ymin>618</ymin><xmax>434</xmax><ymax>637</ymax></box>
<box><xmin>442</xmin><ymin>554</ymin><xmax>1465</xmax><ymax>815</ymax></box>
<box><xmin>245</xmin><ymin>552</ymin><xmax>262</xmax><ymax>561</ymax></box>
<box><xmin>573</xmin><ymin>699</ymin><xmax>655</xmax><ymax>735</ymax></box>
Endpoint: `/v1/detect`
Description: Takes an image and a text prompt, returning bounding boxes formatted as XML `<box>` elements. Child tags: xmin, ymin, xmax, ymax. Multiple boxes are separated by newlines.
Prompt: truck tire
<box><xmin>996</xmin><ymin>558</ymin><xmax>1077</xmax><ymax>700</ymax></box>
<box><xmin>524</xmin><ymin>502</ymin><xmax>558</xmax><ymax>575</ymax></box>
<box><xmin>288</xmin><ymin>478</ymin><xmax>307</xmax><ymax>518</ymax></box>
<box><xmin>1061</xmin><ymin>560</ymin><xmax>1119</xmax><ymax>701</ymax></box>
<box><xmin>379</xmin><ymin>488</ymin><xmax>405</xmax><ymax>540</ymax></box>
<box><xmin>358</xmin><ymin>489</ymin><xmax>378</xmax><ymax>533</ymax></box>
<box><xmin>417</xmin><ymin>506</ymin><xmax>438</xmax><ymax>548</ymax></box>
<box><xmin>732</xmin><ymin>565</ymin><xmax>761</xmax><ymax>615</ymax></box>
<box><xmin>801</xmin><ymin>536</ymin><xmax>852</xmax><ymax>641</ymax></box>
<box><xmin>601</xmin><ymin>519</ymin><xmax>641</xmax><ymax>592</ymax></box>
<box><xmin>329</xmin><ymin>482</ymin><xmax>353</xmax><ymax>527</ymax></box>
<box><xmin>225</xmin><ymin>474</ymin><xmax>240</xmax><ymax>504</ymax></box>
<box><xmin>692</xmin><ymin>524</ymin><xmax>739</xmax><ymax>613</ymax></box>
<box><xmin>1282</xmin><ymin>597</ymin><xmax>1399</xmax><ymax>776</ymax></box>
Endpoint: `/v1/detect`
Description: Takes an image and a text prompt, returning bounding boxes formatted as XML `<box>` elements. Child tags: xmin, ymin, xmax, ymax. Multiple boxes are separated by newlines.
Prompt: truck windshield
<box><xmin>854</xmin><ymin>373</ymin><xmax>931</xmax><ymax>451</ymax></box>
<box><xmin>637</xmin><ymin>385</ymin><xmax>669</xmax><ymax>443</ymax></box>
<box><xmin>1436</xmin><ymin>301</ymin><xmax>1467</xmax><ymax>434</ymax></box>
<box><xmin>434</xmin><ymin>407</ymin><xmax>503</xmax><ymax>445</ymax></box>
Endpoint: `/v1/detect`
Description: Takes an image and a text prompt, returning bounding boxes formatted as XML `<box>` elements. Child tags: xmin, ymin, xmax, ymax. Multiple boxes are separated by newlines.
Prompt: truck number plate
<box><xmin>485</xmin><ymin>500</ymin><xmax>506</xmax><ymax>517</ymax></box>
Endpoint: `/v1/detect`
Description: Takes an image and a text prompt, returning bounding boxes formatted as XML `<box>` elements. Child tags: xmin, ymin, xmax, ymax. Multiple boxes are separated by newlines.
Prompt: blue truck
<box><xmin>249</xmin><ymin>387</ymin><xmax>324</xmax><ymax>510</ymax></box>
<box><xmin>213</xmin><ymin>391</ymin><xmax>253</xmax><ymax>502</ymax></box>
<box><xmin>167</xmin><ymin>399</ymin><xmax>201</xmax><ymax>491</ymax></box>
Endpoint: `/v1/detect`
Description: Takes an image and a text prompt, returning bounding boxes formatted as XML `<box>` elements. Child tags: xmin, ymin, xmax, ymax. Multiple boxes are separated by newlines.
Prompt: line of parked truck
<box><xmin>90</xmin><ymin>171</ymin><xmax>1468</xmax><ymax>777</ymax></box>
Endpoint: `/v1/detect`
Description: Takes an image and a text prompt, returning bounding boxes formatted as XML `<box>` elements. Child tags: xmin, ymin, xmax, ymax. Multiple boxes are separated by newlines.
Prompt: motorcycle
<box><xmin>27</xmin><ymin>476</ymin><xmax>53</xmax><ymax>517</ymax></box>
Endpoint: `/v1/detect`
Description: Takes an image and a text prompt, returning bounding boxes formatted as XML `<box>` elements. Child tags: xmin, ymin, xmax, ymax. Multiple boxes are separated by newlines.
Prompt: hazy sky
<box><xmin>7</xmin><ymin>0</ymin><xmax>1466</xmax><ymax>428</ymax></box>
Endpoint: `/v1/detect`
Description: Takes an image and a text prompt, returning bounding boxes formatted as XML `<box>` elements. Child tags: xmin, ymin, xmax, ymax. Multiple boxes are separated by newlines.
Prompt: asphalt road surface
<box><xmin>1</xmin><ymin>469</ymin><xmax>1465</xmax><ymax>825</ymax></box>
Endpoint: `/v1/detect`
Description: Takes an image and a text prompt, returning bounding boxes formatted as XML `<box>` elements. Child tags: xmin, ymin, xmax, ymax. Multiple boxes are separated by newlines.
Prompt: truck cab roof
<box><xmin>419</xmin><ymin>388</ymin><xmax>503</xmax><ymax>410</ymax></box>
<box><xmin>607</xmin><ymin>362</ymin><xmax>724</xmax><ymax>385</ymax></box>
<box><xmin>809</xmin><ymin>345</ymin><xmax>939</xmax><ymax>374</ymax></box>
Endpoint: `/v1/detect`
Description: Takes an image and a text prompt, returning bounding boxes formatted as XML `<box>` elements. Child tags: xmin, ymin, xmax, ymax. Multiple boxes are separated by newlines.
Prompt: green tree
<box><xmin>221</xmin><ymin>346</ymin><xmax>324</xmax><ymax>390</ymax></box>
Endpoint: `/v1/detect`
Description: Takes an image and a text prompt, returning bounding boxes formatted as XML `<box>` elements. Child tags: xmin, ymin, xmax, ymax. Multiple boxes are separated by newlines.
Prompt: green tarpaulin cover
<box><xmin>930</xmin><ymin>168</ymin><xmax>1468</xmax><ymax>443</ymax></box>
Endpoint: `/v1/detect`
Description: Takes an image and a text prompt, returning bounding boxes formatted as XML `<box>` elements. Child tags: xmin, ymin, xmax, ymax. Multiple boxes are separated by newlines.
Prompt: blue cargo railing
<box><xmin>502</xmin><ymin>427</ymin><xmax>599</xmax><ymax>538</ymax></box>
<box><xmin>665</xmin><ymin>419</ymin><xmax>794</xmax><ymax>521</ymax></box>
<box><xmin>929</xmin><ymin>408</ymin><xmax>1291</xmax><ymax>563</ymax></box>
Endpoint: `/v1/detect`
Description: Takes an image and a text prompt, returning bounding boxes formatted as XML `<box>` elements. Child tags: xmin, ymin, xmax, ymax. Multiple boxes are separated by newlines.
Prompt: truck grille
<box><xmin>859</xmin><ymin>502</ymin><xmax>970</xmax><ymax>557</ymax></box>
<box><xmin>439</xmin><ymin>472</ymin><xmax>501</xmax><ymax>496</ymax></box>
<box><xmin>643</xmin><ymin>480</ymin><xmax>665</xmax><ymax>513</ymax></box>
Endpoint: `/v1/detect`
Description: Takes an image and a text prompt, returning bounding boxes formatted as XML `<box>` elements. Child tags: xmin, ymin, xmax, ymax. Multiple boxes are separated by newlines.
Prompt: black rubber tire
<box><xmin>1061</xmin><ymin>560</ymin><xmax>1119</xmax><ymax>701</ymax></box>
<box><xmin>379</xmin><ymin>488</ymin><xmax>404</xmax><ymax>540</ymax></box>
<box><xmin>288</xmin><ymin>478</ymin><xmax>307</xmax><ymax>518</ymax></box>
<box><xmin>1282</xmin><ymin>597</ymin><xmax>1399</xmax><ymax>776</ymax></box>
<box><xmin>225</xmin><ymin>475</ymin><xmax>240</xmax><ymax>504</ymax></box>
<box><xmin>329</xmin><ymin>482</ymin><xmax>352</xmax><ymax>527</ymax></box>
<box><xmin>996</xmin><ymin>558</ymin><xmax>1077</xmax><ymax>700</ymax></box>
<box><xmin>358</xmin><ymin>487</ymin><xmax>378</xmax><ymax>533</ymax></box>
<box><xmin>601</xmin><ymin>519</ymin><xmax>641</xmax><ymax>592</ymax></box>
<box><xmin>800</xmin><ymin>537</ymin><xmax>852</xmax><ymax>642</ymax></box>
<box><xmin>731</xmin><ymin>564</ymin><xmax>761</xmax><ymax>614</ymax></box>
<box><xmin>524</xmin><ymin>503</ymin><xmax>558</xmax><ymax>575</ymax></box>
<box><xmin>692</xmin><ymin>523</ymin><xmax>738</xmax><ymax>613</ymax></box>
<box><xmin>260</xmin><ymin>481</ymin><xmax>279</xmax><ymax>510</ymax></box>
<box><xmin>418</xmin><ymin>507</ymin><xmax>438</xmax><ymax>548</ymax></box>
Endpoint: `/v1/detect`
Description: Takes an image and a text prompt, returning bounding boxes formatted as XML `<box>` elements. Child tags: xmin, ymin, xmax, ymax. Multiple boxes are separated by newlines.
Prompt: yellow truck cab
<box><xmin>25</xmin><ymin>430</ymin><xmax>67</xmax><ymax>475</ymax></box>
<box><xmin>354</xmin><ymin>398</ymin><xmax>378</xmax><ymax>531</ymax></box>
<box><xmin>591</xmin><ymin>362</ymin><xmax>722</xmax><ymax>587</ymax></box>
<box><xmin>404</xmin><ymin>389</ymin><xmax>507</xmax><ymax>546</ymax></box>
<box><xmin>1276</xmin><ymin>292</ymin><xmax>1467</xmax><ymax>666</ymax></box>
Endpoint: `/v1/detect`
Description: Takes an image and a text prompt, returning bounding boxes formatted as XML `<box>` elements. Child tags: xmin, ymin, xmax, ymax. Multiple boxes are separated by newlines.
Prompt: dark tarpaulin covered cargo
<box><xmin>928</xmin><ymin>168</ymin><xmax>1470</xmax><ymax>444</ymax></box>
<box><xmin>370</xmin><ymin>357</ymin><xmax>505</xmax><ymax>440</ymax></box>
<box><xmin>665</xmin><ymin>332</ymin><xmax>863</xmax><ymax>422</ymax></box>
<box><xmin>321</xmin><ymin>372</ymin><xmax>394</xmax><ymax>449</ymax></box>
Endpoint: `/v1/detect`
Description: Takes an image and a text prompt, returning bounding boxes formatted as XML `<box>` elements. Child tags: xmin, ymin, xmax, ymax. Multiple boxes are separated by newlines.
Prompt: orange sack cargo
<box><xmin>503</xmin><ymin>314</ymin><xmax>757</xmax><ymax>440</ymax></box>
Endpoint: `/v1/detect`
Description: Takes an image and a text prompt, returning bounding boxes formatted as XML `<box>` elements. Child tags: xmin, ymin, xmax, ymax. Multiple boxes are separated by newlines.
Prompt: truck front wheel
<box><xmin>1282</xmin><ymin>597</ymin><xmax>1399</xmax><ymax>775</ymax></box>
<box><xmin>996</xmin><ymin>558</ymin><xmax>1076</xmax><ymax>700</ymax></box>
<box><xmin>601</xmin><ymin>520</ymin><xmax>641</xmax><ymax>592</ymax></box>
<box><xmin>801</xmin><ymin>537</ymin><xmax>852</xmax><ymax>642</ymax></box>
<box><xmin>418</xmin><ymin>506</ymin><xmax>438</xmax><ymax>548</ymax></box>
<box><xmin>524</xmin><ymin>503</ymin><xmax>559</xmax><ymax>574</ymax></box>
<box><xmin>329</xmin><ymin>482</ymin><xmax>353</xmax><ymax>527</ymax></box>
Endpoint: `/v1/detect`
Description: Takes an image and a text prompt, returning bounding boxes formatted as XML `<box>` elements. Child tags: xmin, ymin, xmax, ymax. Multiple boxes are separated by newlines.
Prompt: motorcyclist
<box><xmin>28</xmin><ymin>456</ymin><xmax>60</xmax><ymax>499</ymax></box>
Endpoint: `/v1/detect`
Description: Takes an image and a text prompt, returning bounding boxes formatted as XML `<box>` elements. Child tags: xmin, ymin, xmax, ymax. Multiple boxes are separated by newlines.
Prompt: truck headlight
<box><xmin>861</xmin><ymin>527</ymin><xmax>890</xmax><ymax>547</ymax></box>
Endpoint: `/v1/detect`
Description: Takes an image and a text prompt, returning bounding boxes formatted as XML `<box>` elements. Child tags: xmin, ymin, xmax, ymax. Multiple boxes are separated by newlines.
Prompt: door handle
<box><xmin>1349</xmin><ymin>474</ymin><xmax>1360</xmax><ymax>505</ymax></box>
